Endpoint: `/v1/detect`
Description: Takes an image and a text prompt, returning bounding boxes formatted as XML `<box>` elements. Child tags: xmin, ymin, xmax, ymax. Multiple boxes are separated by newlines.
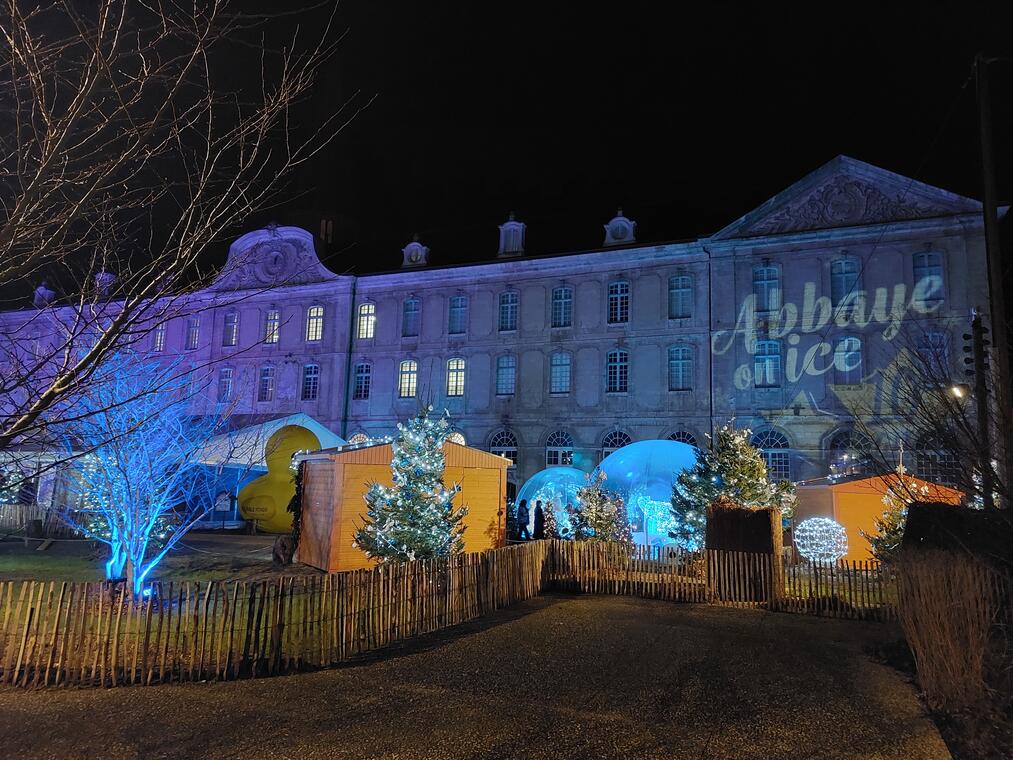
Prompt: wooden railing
<box><xmin>0</xmin><ymin>540</ymin><xmax>897</xmax><ymax>689</ymax></box>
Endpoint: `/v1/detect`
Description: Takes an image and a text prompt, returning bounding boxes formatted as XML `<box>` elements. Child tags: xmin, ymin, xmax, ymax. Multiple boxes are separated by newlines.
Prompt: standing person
<box><xmin>533</xmin><ymin>500</ymin><xmax>545</xmax><ymax>540</ymax></box>
<box><xmin>516</xmin><ymin>499</ymin><xmax>531</xmax><ymax>540</ymax></box>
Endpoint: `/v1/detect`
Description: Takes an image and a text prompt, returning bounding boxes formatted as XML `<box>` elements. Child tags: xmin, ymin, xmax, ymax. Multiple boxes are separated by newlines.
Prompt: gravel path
<box><xmin>0</xmin><ymin>594</ymin><xmax>947</xmax><ymax>759</ymax></box>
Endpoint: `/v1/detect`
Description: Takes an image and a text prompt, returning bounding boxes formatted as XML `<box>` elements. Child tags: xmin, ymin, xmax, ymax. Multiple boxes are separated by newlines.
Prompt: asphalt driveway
<box><xmin>0</xmin><ymin>594</ymin><xmax>946</xmax><ymax>759</ymax></box>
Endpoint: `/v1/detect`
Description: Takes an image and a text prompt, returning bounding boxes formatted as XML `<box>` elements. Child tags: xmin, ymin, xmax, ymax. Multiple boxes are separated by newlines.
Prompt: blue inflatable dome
<box><xmin>516</xmin><ymin>466</ymin><xmax>587</xmax><ymax>536</ymax></box>
<box><xmin>598</xmin><ymin>439</ymin><xmax>698</xmax><ymax>545</ymax></box>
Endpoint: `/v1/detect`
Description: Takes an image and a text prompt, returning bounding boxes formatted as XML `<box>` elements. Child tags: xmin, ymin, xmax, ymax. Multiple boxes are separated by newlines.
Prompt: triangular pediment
<box><xmin>712</xmin><ymin>156</ymin><xmax>981</xmax><ymax>240</ymax></box>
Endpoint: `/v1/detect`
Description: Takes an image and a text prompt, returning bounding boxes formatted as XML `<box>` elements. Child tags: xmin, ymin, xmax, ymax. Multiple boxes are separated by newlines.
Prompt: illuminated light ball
<box><xmin>794</xmin><ymin>517</ymin><xmax>848</xmax><ymax>563</ymax></box>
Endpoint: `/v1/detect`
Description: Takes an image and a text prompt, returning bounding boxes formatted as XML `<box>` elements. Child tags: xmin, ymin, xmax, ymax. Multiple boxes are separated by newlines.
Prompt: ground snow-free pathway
<box><xmin>0</xmin><ymin>594</ymin><xmax>947</xmax><ymax>759</ymax></box>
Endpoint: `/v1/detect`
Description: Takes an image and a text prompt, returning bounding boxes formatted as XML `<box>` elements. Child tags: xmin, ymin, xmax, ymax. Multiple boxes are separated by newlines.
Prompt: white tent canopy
<box><xmin>196</xmin><ymin>413</ymin><xmax>345</xmax><ymax>470</ymax></box>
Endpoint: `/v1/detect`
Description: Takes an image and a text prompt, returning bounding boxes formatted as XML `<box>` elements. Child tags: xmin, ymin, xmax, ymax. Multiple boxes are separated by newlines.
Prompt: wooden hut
<box><xmin>795</xmin><ymin>475</ymin><xmax>962</xmax><ymax>561</ymax></box>
<box><xmin>296</xmin><ymin>441</ymin><xmax>510</xmax><ymax>573</ymax></box>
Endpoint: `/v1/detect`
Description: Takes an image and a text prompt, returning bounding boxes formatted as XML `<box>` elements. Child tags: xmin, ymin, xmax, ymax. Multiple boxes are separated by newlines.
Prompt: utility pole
<box><xmin>964</xmin><ymin>313</ymin><xmax>995</xmax><ymax>508</ymax></box>
<box><xmin>975</xmin><ymin>53</ymin><xmax>1009</xmax><ymax>508</ymax></box>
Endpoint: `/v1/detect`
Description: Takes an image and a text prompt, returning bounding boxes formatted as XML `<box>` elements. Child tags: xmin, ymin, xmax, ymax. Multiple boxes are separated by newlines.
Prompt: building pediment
<box><xmin>212</xmin><ymin>225</ymin><xmax>340</xmax><ymax>290</ymax></box>
<box><xmin>712</xmin><ymin>155</ymin><xmax>981</xmax><ymax>240</ymax></box>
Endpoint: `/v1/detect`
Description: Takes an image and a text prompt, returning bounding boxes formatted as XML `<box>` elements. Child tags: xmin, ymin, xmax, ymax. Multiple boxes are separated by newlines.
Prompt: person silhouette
<box><xmin>516</xmin><ymin>499</ymin><xmax>531</xmax><ymax>540</ymax></box>
<box><xmin>533</xmin><ymin>501</ymin><xmax>545</xmax><ymax>540</ymax></box>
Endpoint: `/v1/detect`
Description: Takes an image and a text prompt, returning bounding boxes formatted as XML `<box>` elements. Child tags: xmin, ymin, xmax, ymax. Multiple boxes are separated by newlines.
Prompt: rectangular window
<box><xmin>402</xmin><ymin>298</ymin><xmax>420</xmax><ymax>337</ymax></box>
<box><xmin>185</xmin><ymin>317</ymin><xmax>200</xmax><ymax>350</ymax></box>
<box><xmin>668</xmin><ymin>345</ymin><xmax>692</xmax><ymax>391</ymax></box>
<box><xmin>446</xmin><ymin>358</ymin><xmax>465</xmax><ymax>397</ymax></box>
<box><xmin>606</xmin><ymin>350</ymin><xmax>629</xmax><ymax>393</ymax></box>
<box><xmin>357</xmin><ymin>303</ymin><xmax>376</xmax><ymax>339</ymax></box>
<box><xmin>551</xmin><ymin>286</ymin><xmax>573</xmax><ymax>328</ymax></box>
<box><xmin>222</xmin><ymin>312</ymin><xmax>239</xmax><ymax>347</ymax></box>
<box><xmin>830</xmin><ymin>259</ymin><xmax>859</xmax><ymax>308</ymax></box>
<box><xmin>668</xmin><ymin>275</ymin><xmax>692</xmax><ymax>319</ymax></box>
<box><xmin>398</xmin><ymin>360</ymin><xmax>418</xmax><ymax>398</ymax></box>
<box><xmin>499</xmin><ymin>292</ymin><xmax>518</xmax><ymax>332</ymax></box>
<box><xmin>301</xmin><ymin>364</ymin><xmax>320</xmax><ymax>401</ymax></box>
<box><xmin>754</xmin><ymin>340</ymin><xmax>781</xmax><ymax>388</ymax></box>
<box><xmin>917</xmin><ymin>331</ymin><xmax>948</xmax><ymax>371</ymax></box>
<box><xmin>752</xmin><ymin>266</ymin><xmax>780</xmax><ymax>313</ymax></box>
<box><xmin>305</xmin><ymin>305</ymin><xmax>324</xmax><ymax>342</ymax></box>
<box><xmin>496</xmin><ymin>355</ymin><xmax>517</xmax><ymax>396</ymax></box>
<box><xmin>607</xmin><ymin>281</ymin><xmax>630</xmax><ymax>324</ymax></box>
<box><xmin>550</xmin><ymin>352</ymin><xmax>571</xmax><ymax>394</ymax></box>
<box><xmin>764</xmin><ymin>451</ymin><xmax>791</xmax><ymax>482</ymax></box>
<box><xmin>218</xmin><ymin>367</ymin><xmax>234</xmax><ymax>402</ymax></box>
<box><xmin>257</xmin><ymin>366</ymin><xmax>275</xmax><ymax>402</ymax></box>
<box><xmin>264</xmin><ymin>309</ymin><xmax>280</xmax><ymax>344</ymax></box>
<box><xmin>834</xmin><ymin>336</ymin><xmax>862</xmax><ymax>385</ymax></box>
<box><xmin>448</xmin><ymin>296</ymin><xmax>467</xmax><ymax>335</ymax></box>
<box><xmin>152</xmin><ymin>322</ymin><xmax>166</xmax><ymax>353</ymax></box>
<box><xmin>353</xmin><ymin>363</ymin><xmax>371</xmax><ymax>400</ymax></box>
<box><xmin>913</xmin><ymin>252</ymin><xmax>944</xmax><ymax>304</ymax></box>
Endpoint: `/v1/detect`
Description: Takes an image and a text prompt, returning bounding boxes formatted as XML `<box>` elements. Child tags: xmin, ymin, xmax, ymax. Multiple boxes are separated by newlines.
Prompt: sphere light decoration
<box><xmin>794</xmin><ymin>517</ymin><xmax>848</xmax><ymax>563</ymax></box>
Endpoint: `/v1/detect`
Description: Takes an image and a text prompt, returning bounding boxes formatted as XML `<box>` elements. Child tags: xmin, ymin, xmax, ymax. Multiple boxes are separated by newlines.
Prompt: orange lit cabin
<box><xmin>296</xmin><ymin>441</ymin><xmax>510</xmax><ymax>573</ymax></box>
<box><xmin>794</xmin><ymin>474</ymin><xmax>962</xmax><ymax>562</ymax></box>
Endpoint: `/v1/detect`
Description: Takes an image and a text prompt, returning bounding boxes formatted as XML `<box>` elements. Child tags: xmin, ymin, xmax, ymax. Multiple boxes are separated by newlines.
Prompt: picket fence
<box><xmin>0</xmin><ymin>539</ymin><xmax>896</xmax><ymax>689</ymax></box>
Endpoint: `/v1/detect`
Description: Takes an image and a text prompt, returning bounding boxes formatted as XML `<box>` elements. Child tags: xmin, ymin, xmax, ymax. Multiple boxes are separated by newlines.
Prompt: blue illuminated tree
<box><xmin>353</xmin><ymin>407</ymin><xmax>468</xmax><ymax>562</ymax></box>
<box><xmin>670</xmin><ymin>424</ymin><xmax>797</xmax><ymax>550</ymax></box>
<box><xmin>58</xmin><ymin>356</ymin><xmax>237</xmax><ymax>594</ymax></box>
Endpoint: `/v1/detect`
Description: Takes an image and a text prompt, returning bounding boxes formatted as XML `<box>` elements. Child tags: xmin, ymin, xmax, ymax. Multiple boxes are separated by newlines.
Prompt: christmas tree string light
<box><xmin>353</xmin><ymin>407</ymin><xmax>468</xmax><ymax>562</ymax></box>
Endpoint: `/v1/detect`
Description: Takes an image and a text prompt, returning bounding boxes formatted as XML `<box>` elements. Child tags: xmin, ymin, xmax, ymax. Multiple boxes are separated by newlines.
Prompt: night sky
<box><xmin>265</xmin><ymin>1</ymin><xmax>1013</xmax><ymax>275</ymax></box>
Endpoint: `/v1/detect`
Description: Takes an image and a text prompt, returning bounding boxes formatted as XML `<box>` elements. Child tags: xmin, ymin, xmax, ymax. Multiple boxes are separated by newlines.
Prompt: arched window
<box><xmin>447</xmin><ymin>432</ymin><xmax>466</xmax><ymax>446</ymax></box>
<box><xmin>827</xmin><ymin>429</ymin><xmax>874</xmax><ymax>477</ymax></box>
<box><xmin>833</xmin><ymin>336</ymin><xmax>862</xmax><ymax>384</ymax></box>
<box><xmin>402</xmin><ymin>297</ymin><xmax>420</xmax><ymax>337</ymax></box>
<box><xmin>913</xmin><ymin>252</ymin><xmax>944</xmax><ymax>305</ymax></box>
<box><xmin>754</xmin><ymin>340</ymin><xmax>781</xmax><ymax>388</ymax></box>
<box><xmin>752</xmin><ymin>265</ymin><xmax>780</xmax><ymax>313</ymax></box>
<box><xmin>217</xmin><ymin>367</ymin><xmax>234</xmax><ymax>402</ymax></box>
<box><xmin>496</xmin><ymin>355</ymin><xmax>517</xmax><ymax>396</ymax></box>
<box><xmin>347</xmin><ymin>432</ymin><xmax>369</xmax><ymax>446</ymax></box>
<box><xmin>398</xmin><ymin>360</ymin><xmax>418</xmax><ymax>398</ymax></box>
<box><xmin>357</xmin><ymin>303</ymin><xmax>376</xmax><ymax>339</ymax></box>
<box><xmin>668</xmin><ymin>430</ymin><xmax>698</xmax><ymax>446</ymax></box>
<box><xmin>546</xmin><ymin>431</ymin><xmax>574</xmax><ymax>467</ymax></box>
<box><xmin>257</xmin><ymin>366</ymin><xmax>276</xmax><ymax>402</ymax></box>
<box><xmin>551</xmin><ymin>286</ymin><xmax>573</xmax><ymax>328</ymax></box>
<box><xmin>305</xmin><ymin>305</ymin><xmax>324</xmax><ymax>342</ymax></box>
<box><xmin>606</xmin><ymin>349</ymin><xmax>629</xmax><ymax>393</ymax></box>
<box><xmin>353</xmin><ymin>362</ymin><xmax>371</xmax><ymax>400</ymax></box>
<box><xmin>490</xmin><ymin>430</ymin><xmax>518</xmax><ymax>465</ymax></box>
<box><xmin>446</xmin><ymin>358</ymin><xmax>465</xmax><ymax>397</ymax></box>
<box><xmin>222</xmin><ymin>311</ymin><xmax>239</xmax><ymax>347</ymax></box>
<box><xmin>668</xmin><ymin>275</ymin><xmax>692</xmax><ymax>319</ymax></box>
<box><xmin>601</xmin><ymin>430</ymin><xmax>632</xmax><ymax>459</ymax></box>
<box><xmin>499</xmin><ymin>292</ymin><xmax>519</xmax><ymax>331</ymax></box>
<box><xmin>830</xmin><ymin>258</ymin><xmax>859</xmax><ymax>308</ymax></box>
<box><xmin>751</xmin><ymin>429</ymin><xmax>791</xmax><ymax>482</ymax></box>
<box><xmin>607</xmin><ymin>281</ymin><xmax>630</xmax><ymax>324</ymax></box>
<box><xmin>550</xmin><ymin>352</ymin><xmax>571</xmax><ymax>394</ymax></box>
<box><xmin>914</xmin><ymin>435</ymin><xmax>957</xmax><ymax>487</ymax></box>
<box><xmin>263</xmin><ymin>309</ymin><xmax>280</xmax><ymax>344</ymax></box>
<box><xmin>668</xmin><ymin>345</ymin><xmax>693</xmax><ymax>391</ymax></box>
<box><xmin>448</xmin><ymin>295</ymin><xmax>468</xmax><ymax>335</ymax></box>
<box><xmin>301</xmin><ymin>364</ymin><xmax>320</xmax><ymax>401</ymax></box>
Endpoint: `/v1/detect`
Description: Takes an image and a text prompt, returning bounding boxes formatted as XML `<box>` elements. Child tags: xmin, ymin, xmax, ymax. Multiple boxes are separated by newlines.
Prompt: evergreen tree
<box><xmin>861</xmin><ymin>469</ymin><xmax>929</xmax><ymax>562</ymax></box>
<box><xmin>542</xmin><ymin>500</ymin><xmax>561</xmax><ymax>539</ymax></box>
<box><xmin>354</xmin><ymin>407</ymin><xmax>468</xmax><ymax>562</ymax></box>
<box><xmin>573</xmin><ymin>471</ymin><xmax>633</xmax><ymax>545</ymax></box>
<box><xmin>670</xmin><ymin>424</ymin><xmax>797</xmax><ymax>550</ymax></box>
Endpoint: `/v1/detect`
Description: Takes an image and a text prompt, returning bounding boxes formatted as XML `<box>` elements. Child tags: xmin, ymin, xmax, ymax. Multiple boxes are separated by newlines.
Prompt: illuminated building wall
<box><xmin>0</xmin><ymin>156</ymin><xmax>992</xmax><ymax>496</ymax></box>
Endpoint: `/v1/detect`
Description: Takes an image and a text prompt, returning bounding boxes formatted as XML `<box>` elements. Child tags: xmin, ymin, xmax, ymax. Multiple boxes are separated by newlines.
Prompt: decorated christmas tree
<box><xmin>353</xmin><ymin>407</ymin><xmax>469</xmax><ymax>562</ymax></box>
<box><xmin>572</xmin><ymin>471</ymin><xmax>632</xmax><ymax>545</ymax></box>
<box><xmin>542</xmin><ymin>500</ymin><xmax>561</xmax><ymax>539</ymax></box>
<box><xmin>861</xmin><ymin>465</ymin><xmax>929</xmax><ymax>562</ymax></box>
<box><xmin>670</xmin><ymin>424</ymin><xmax>797</xmax><ymax>550</ymax></box>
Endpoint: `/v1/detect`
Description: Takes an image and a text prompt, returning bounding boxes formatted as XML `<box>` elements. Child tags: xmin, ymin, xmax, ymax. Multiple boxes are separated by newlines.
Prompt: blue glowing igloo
<box><xmin>516</xmin><ymin>466</ymin><xmax>587</xmax><ymax>537</ymax></box>
<box><xmin>598</xmin><ymin>439</ymin><xmax>698</xmax><ymax>546</ymax></box>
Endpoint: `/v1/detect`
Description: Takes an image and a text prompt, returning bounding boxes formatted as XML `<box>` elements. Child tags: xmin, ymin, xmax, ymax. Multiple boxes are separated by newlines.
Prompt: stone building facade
<box><xmin>1</xmin><ymin>156</ymin><xmax>993</xmax><ymax>496</ymax></box>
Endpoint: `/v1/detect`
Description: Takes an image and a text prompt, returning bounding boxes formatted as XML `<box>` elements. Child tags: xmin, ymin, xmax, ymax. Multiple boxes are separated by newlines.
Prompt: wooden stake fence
<box><xmin>0</xmin><ymin>539</ymin><xmax>895</xmax><ymax>689</ymax></box>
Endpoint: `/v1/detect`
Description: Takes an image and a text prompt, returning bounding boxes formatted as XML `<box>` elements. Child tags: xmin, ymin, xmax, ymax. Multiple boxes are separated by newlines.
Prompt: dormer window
<box><xmin>401</xmin><ymin>235</ymin><xmax>430</xmax><ymax>268</ymax></box>
<box><xmin>497</xmin><ymin>213</ymin><xmax>526</xmax><ymax>257</ymax></box>
<box><xmin>603</xmin><ymin>208</ymin><xmax>637</xmax><ymax>246</ymax></box>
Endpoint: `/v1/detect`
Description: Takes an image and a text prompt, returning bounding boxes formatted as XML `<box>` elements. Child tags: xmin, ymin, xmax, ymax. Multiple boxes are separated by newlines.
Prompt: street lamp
<box><xmin>949</xmin><ymin>383</ymin><xmax>971</xmax><ymax>399</ymax></box>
